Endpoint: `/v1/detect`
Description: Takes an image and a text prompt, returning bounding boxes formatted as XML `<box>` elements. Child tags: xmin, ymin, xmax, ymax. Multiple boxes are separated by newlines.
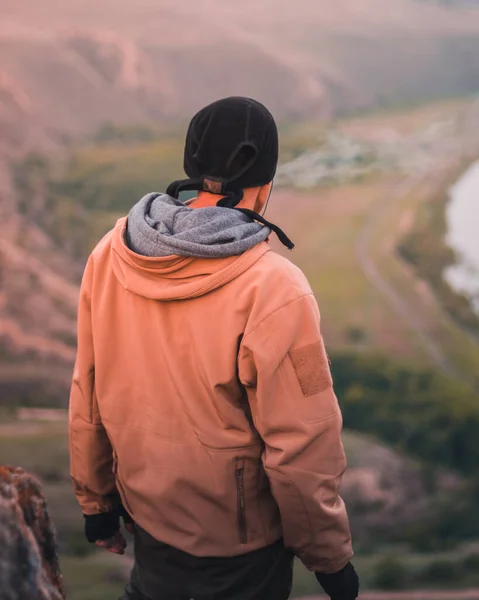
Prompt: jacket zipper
<box><xmin>112</xmin><ymin>451</ymin><xmax>134</xmax><ymax>515</ymax></box>
<box><xmin>235</xmin><ymin>459</ymin><xmax>247</xmax><ymax>544</ymax></box>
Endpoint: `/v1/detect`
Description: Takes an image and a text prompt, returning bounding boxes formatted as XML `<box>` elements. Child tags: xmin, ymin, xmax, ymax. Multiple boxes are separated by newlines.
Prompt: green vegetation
<box><xmin>331</xmin><ymin>352</ymin><xmax>479</xmax><ymax>555</ymax></box>
<box><xmin>61</xmin><ymin>554</ymin><xmax>126</xmax><ymax>600</ymax></box>
<box><xmin>373</xmin><ymin>556</ymin><xmax>408</xmax><ymax>590</ymax></box>
<box><xmin>332</xmin><ymin>353</ymin><xmax>479</xmax><ymax>474</ymax></box>
<box><xmin>12</xmin><ymin>122</ymin><xmax>323</xmax><ymax>261</ymax></box>
<box><xmin>13</xmin><ymin>135</ymin><xmax>185</xmax><ymax>259</ymax></box>
<box><xmin>91</xmin><ymin>122</ymin><xmax>171</xmax><ymax>145</ymax></box>
<box><xmin>0</xmin><ymin>375</ymin><xmax>68</xmax><ymax>409</ymax></box>
<box><xmin>49</xmin><ymin>137</ymin><xmax>184</xmax><ymax>213</ymax></box>
<box><xmin>371</xmin><ymin>553</ymin><xmax>479</xmax><ymax>591</ymax></box>
<box><xmin>400</xmin><ymin>476</ymin><xmax>479</xmax><ymax>551</ymax></box>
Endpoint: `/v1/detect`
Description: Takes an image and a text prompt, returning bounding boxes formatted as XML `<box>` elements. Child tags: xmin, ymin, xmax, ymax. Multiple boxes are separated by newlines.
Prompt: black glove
<box><xmin>316</xmin><ymin>562</ymin><xmax>359</xmax><ymax>600</ymax></box>
<box><xmin>84</xmin><ymin>504</ymin><xmax>134</xmax><ymax>543</ymax></box>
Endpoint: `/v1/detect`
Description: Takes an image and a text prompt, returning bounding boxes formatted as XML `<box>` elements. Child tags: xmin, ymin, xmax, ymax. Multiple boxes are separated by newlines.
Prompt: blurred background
<box><xmin>1</xmin><ymin>0</ymin><xmax>479</xmax><ymax>598</ymax></box>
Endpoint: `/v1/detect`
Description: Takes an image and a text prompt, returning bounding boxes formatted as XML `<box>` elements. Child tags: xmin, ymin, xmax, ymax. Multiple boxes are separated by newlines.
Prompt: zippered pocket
<box><xmin>235</xmin><ymin>458</ymin><xmax>247</xmax><ymax>544</ymax></box>
<box><xmin>112</xmin><ymin>451</ymin><xmax>134</xmax><ymax>515</ymax></box>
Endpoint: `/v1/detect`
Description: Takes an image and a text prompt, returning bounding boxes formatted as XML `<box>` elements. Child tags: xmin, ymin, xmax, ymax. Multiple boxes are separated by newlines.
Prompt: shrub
<box><xmin>418</xmin><ymin>559</ymin><xmax>464</xmax><ymax>585</ymax></box>
<box><xmin>464</xmin><ymin>554</ymin><xmax>479</xmax><ymax>572</ymax></box>
<box><xmin>373</xmin><ymin>556</ymin><xmax>408</xmax><ymax>590</ymax></box>
<box><xmin>331</xmin><ymin>353</ymin><xmax>479</xmax><ymax>474</ymax></box>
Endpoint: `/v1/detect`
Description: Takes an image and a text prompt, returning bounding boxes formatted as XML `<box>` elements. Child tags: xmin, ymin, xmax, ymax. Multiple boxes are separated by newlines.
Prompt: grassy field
<box><xmin>268</xmin><ymin>183</ymin><xmax>427</xmax><ymax>360</ymax></box>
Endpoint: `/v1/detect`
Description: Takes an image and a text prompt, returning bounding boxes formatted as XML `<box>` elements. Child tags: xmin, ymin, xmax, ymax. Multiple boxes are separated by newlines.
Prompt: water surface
<box><xmin>444</xmin><ymin>160</ymin><xmax>479</xmax><ymax>313</ymax></box>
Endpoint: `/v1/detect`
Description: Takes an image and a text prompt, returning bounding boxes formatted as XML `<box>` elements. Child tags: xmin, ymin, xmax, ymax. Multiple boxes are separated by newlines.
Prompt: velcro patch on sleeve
<box><xmin>289</xmin><ymin>341</ymin><xmax>332</xmax><ymax>397</ymax></box>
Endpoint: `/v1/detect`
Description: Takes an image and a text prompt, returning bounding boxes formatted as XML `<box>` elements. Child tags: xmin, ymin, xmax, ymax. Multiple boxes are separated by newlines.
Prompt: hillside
<box><xmin>1</xmin><ymin>0</ymin><xmax>479</xmax><ymax>137</ymax></box>
<box><xmin>1</xmin><ymin>0</ymin><xmax>479</xmax><ymax>379</ymax></box>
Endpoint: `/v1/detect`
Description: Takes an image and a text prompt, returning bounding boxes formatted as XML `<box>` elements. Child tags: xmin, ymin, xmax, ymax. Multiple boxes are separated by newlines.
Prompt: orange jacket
<box><xmin>69</xmin><ymin>217</ymin><xmax>353</xmax><ymax>573</ymax></box>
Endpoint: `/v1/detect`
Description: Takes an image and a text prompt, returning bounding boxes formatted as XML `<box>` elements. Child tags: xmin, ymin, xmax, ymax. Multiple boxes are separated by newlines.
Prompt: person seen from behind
<box><xmin>69</xmin><ymin>96</ymin><xmax>359</xmax><ymax>600</ymax></box>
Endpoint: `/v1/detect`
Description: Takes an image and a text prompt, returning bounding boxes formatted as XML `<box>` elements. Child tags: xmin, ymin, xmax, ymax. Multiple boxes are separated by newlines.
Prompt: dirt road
<box><xmin>355</xmin><ymin>173</ymin><xmax>458</xmax><ymax>377</ymax></box>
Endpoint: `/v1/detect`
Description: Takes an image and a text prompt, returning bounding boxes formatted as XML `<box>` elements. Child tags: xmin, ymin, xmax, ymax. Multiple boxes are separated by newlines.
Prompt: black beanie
<box><xmin>166</xmin><ymin>97</ymin><xmax>294</xmax><ymax>250</ymax></box>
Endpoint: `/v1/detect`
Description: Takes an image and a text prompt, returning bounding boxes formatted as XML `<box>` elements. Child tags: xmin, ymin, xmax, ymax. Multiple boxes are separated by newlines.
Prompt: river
<box><xmin>444</xmin><ymin>160</ymin><xmax>479</xmax><ymax>313</ymax></box>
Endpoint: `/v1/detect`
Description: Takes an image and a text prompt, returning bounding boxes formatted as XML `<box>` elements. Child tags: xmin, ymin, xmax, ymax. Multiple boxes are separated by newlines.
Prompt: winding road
<box><xmin>355</xmin><ymin>172</ymin><xmax>459</xmax><ymax>377</ymax></box>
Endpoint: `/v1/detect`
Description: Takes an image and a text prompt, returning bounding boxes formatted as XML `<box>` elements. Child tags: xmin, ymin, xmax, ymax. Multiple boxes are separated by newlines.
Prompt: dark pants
<box><xmin>120</xmin><ymin>525</ymin><xmax>294</xmax><ymax>600</ymax></box>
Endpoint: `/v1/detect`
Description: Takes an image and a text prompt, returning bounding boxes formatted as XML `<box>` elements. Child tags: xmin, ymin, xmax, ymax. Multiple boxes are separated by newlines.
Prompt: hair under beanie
<box><xmin>166</xmin><ymin>97</ymin><xmax>294</xmax><ymax>250</ymax></box>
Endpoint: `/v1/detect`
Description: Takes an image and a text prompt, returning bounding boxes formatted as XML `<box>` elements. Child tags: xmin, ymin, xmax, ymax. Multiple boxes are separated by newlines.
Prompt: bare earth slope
<box><xmin>1</xmin><ymin>0</ymin><xmax>479</xmax><ymax>133</ymax></box>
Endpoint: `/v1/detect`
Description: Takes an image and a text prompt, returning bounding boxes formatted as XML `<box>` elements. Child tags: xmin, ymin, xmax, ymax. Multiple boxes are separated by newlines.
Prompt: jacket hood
<box><xmin>110</xmin><ymin>218</ymin><xmax>270</xmax><ymax>301</ymax></box>
<box><xmin>126</xmin><ymin>193</ymin><xmax>271</xmax><ymax>259</ymax></box>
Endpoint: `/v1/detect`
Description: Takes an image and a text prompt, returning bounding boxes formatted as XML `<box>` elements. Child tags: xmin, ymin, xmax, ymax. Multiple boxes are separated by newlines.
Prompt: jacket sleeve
<box><xmin>69</xmin><ymin>256</ymin><xmax>119</xmax><ymax>515</ymax></box>
<box><xmin>238</xmin><ymin>293</ymin><xmax>353</xmax><ymax>574</ymax></box>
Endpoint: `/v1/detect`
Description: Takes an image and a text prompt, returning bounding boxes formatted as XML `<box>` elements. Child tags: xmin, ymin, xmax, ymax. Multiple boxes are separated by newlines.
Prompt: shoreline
<box><xmin>445</xmin><ymin>160</ymin><xmax>479</xmax><ymax>313</ymax></box>
<box><xmin>397</xmin><ymin>157</ymin><xmax>479</xmax><ymax>340</ymax></box>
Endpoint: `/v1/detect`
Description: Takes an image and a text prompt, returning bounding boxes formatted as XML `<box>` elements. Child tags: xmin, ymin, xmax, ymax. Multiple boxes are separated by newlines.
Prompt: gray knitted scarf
<box><xmin>127</xmin><ymin>193</ymin><xmax>271</xmax><ymax>258</ymax></box>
